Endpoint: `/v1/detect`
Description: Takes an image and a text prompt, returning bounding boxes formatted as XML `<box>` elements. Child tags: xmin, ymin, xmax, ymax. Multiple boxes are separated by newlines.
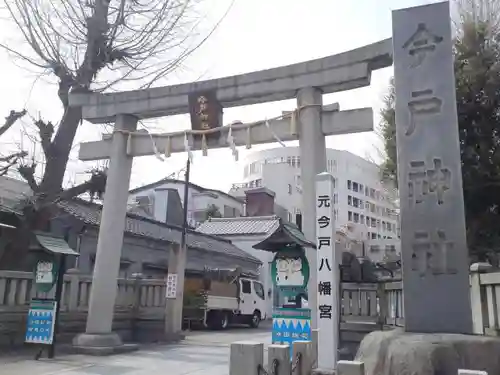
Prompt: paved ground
<box><xmin>0</xmin><ymin>327</ymin><xmax>271</xmax><ymax>375</ymax></box>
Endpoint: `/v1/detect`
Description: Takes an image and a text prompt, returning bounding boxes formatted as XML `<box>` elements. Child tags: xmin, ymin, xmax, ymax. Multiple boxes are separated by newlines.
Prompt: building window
<box><xmin>386</xmin><ymin>245</ymin><xmax>396</xmax><ymax>253</ymax></box>
<box><xmin>334</xmin><ymin>209</ymin><xmax>338</xmax><ymax>220</ymax></box>
<box><xmin>256</xmin><ymin>179</ymin><xmax>262</xmax><ymax>187</ymax></box>
<box><xmin>353</xmin><ymin>197</ymin><xmax>359</xmax><ymax>208</ymax></box>
<box><xmin>334</xmin><ymin>194</ymin><xmax>338</xmax><ymax>204</ymax></box>
<box><xmin>352</xmin><ymin>182</ymin><xmax>359</xmax><ymax>192</ymax></box>
<box><xmin>371</xmin><ymin>233</ymin><xmax>377</xmax><ymax>239</ymax></box>
<box><xmin>348</xmin><ymin>211</ymin><xmax>353</xmax><ymax>221</ymax></box>
<box><xmin>353</xmin><ymin>213</ymin><xmax>360</xmax><ymax>223</ymax></box>
<box><xmin>288</xmin><ymin>184</ymin><xmax>292</xmax><ymax>194</ymax></box>
<box><xmin>371</xmin><ymin>218</ymin><xmax>376</xmax><ymax>228</ymax></box>
<box><xmin>359</xmin><ymin>184</ymin><xmax>364</xmax><ymax>192</ymax></box>
<box><xmin>347</xmin><ymin>180</ymin><xmax>352</xmax><ymax>190</ymax></box>
<box><xmin>348</xmin><ymin>195</ymin><xmax>352</xmax><ymax>206</ymax></box>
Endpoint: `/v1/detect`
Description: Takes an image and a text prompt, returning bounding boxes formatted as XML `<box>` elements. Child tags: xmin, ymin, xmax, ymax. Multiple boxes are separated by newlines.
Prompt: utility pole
<box><xmin>164</xmin><ymin>158</ymin><xmax>190</xmax><ymax>339</ymax></box>
<box><xmin>181</xmin><ymin>159</ymin><xmax>191</xmax><ymax>247</ymax></box>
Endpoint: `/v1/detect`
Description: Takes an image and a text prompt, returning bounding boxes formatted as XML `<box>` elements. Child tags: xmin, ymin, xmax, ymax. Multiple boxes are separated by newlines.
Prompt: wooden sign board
<box><xmin>188</xmin><ymin>90</ymin><xmax>223</xmax><ymax>132</ymax></box>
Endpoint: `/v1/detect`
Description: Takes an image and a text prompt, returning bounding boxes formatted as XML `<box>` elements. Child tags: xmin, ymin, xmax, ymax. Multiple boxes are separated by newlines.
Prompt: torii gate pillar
<box><xmin>297</xmin><ymin>87</ymin><xmax>326</xmax><ymax>327</ymax></box>
<box><xmin>73</xmin><ymin>114</ymin><xmax>138</xmax><ymax>352</ymax></box>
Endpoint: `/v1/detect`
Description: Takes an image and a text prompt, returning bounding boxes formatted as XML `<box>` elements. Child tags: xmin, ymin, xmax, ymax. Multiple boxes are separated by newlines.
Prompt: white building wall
<box><xmin>129</xmin><ymin>181</ymin><xmax>244</xmax><ymax>226</ymax></box>
<box><xmin>231</xmin><ymin>147</ymin><xmax>399</xmax><ymax>242</ymax></box>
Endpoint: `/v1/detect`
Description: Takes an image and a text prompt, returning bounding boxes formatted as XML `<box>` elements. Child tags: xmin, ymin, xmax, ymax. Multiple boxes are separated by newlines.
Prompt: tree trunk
<box><xmin>39</xmin><ymin>106</ymin><xmax>82</xmax><ymax>198</ymax></box>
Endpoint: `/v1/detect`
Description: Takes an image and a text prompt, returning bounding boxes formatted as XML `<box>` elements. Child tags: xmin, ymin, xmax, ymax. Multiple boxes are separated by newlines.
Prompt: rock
<box><xmin>356</xmin><ymin>329</ymin><xmax>500</xmax><ymax>375</ymax></box>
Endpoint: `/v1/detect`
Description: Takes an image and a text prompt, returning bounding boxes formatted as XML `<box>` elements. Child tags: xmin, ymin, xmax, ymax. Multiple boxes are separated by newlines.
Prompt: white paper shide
<box><xmin>315</xmin><ymin>172</ymin><xmax>340</xmax><ymax>370</ymax></box>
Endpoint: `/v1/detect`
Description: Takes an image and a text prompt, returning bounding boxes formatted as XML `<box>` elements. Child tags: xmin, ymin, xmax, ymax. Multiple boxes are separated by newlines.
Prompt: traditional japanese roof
<box><xmin>57</xmin><ymin>199</ymin><xmax>261</xmax><ymax>265</ymax></box>
<box><xmin>0</xmin><ymin>176</ymin><xmax>32</xmax><ymax>214</ymax></box>
<box><xmin>196</xmin><ymin>215</ymin><xmax>281</xmax><ymax>236</ymax></box>
<box><xmin>252</xmin><ymin>221</ymin><xmax>316</xmax><ymax>252</ymax></box>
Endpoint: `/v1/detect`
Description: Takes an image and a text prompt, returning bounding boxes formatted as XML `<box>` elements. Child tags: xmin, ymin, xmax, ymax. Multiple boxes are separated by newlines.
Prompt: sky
<box><xmin>0</xmin><ymin>0</ymin><xmax>440</xmax><ymax>193</ymax></box>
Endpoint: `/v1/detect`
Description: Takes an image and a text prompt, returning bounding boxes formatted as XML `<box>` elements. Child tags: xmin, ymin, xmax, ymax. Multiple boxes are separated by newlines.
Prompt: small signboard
<box><xmin>188</xmin><ymin>90</ymin><xmax>222</xmax><ymax>131</ymax></box>
<box><xmin>166</xmin><ymin>273</ymin><xmax>178</xmax><ymax>299</ymax></box>
<box><xmin>25</xmin><ymin>299</ymin><xmax>57</xmax><ymax>345</ymax></box>
<box><xmin>35</xmin><ymin>260</ymin><xmax>55</xmax><ymax>285</ymax></box>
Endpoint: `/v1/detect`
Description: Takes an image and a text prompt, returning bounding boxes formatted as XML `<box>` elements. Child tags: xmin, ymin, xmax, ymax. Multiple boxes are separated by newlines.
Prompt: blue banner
<box><xmin>272</xmin><ymin>314</ymin><xmax>311</xmax><ymax>357</ymax></box>
<box><xmin>25</xmin><ymin>299</ymin><xmax>57</xmax><ymax>345</ymax></box>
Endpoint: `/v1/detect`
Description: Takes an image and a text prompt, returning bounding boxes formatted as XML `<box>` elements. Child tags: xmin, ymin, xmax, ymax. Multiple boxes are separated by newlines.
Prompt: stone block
<box><xmin>292</xmin><ymin>340</ymin><xmax>314</xmax><ymax>375</ymax></box>
<box><xmin>268</xmin><ymin>344</ymin><xmax>290</xmax><ymax>375</ymax></box>
<box><xmin>356</xmin><ymin>329</ymin><xmax>500</xmax><ymax>375</ymax></box>
<box><xmin>230</xmin><ymin>341</ymin><xmax>263</xmax><ymax>375</ymax></box>
<box><xmin>337</xmin><ymin>360</ymin><xmax>365</xmax><ymax>375</ymax></box>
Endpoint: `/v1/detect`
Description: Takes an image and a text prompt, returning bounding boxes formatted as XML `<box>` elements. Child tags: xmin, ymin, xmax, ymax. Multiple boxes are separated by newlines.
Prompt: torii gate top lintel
<box><xmin>69</xmin><ymin>38</ymin><xmax>393</xmax><ymax>124</ymax></box>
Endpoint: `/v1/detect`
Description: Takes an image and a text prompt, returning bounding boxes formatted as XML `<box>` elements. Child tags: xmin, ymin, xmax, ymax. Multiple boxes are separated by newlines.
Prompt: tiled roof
<box><xmin>57</xmin><ymin>200</ymin><xmax>261</xmax><ymax>265</ymax></box>
<box><xmin>0</xmin><ymin>176</ymin><xmax>32</xmax><ymax>214</ymax></box>
<box><xmin>196</xmin><ymin>216</ymin><xmax>281</xmax><ymax>236</ymax></box>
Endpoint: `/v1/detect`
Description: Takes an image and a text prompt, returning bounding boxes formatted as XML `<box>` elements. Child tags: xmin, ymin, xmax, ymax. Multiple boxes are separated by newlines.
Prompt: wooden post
<box><xmin>292</xmin><ymin>340</ymin><xmax>314</xmax><ymax>375</ymax></box>
<box><xmin>230</xmin><ymin>341</ymin><xmax>263</xmax><ymax>375</ymax></box>
<box><xmin>469</xmin><ymin>263</ymin><xmax>492</xmax><ymax>334</ymax></box>
<box><xmin>337</xmin><ymin>360</ymin><xmax>365</xmax><ymax>375</ymax></box>
<box><xmin>377</xmin><ymin>282</ymin><xmax>388</xmax><ymax>326</ymax></box>
<box><xmin>131</xmin><ymin>273</ymin><xmax>142</xmax><ymax>341</ymax></box>
<box><xmin>268</xmin><ymin>344</ymin><xmax>290</xmax><ymax>375</ymax></box>
<box><xmin>67</xmin><ymin>270</ymin><xmax>80</xmax><ymax>311</ymax></box>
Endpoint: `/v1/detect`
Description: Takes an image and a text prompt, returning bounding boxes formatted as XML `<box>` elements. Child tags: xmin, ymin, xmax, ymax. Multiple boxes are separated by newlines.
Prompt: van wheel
<box><xmin>249</xmin><ymin>311</ymin><xmax>261</xmax><ymax>328</ymax></box>
<box><xmin>220</xmin><ymin>312</ymin><xmax>229</xmax><ymax>330</ymax></box>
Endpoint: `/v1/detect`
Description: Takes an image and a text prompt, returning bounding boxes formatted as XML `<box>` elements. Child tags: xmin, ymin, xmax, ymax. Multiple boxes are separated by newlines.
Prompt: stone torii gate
<box><xmin>70</xmin><ymin>39</ymin><xmax>393</xmax><ymax>351</ymax></box>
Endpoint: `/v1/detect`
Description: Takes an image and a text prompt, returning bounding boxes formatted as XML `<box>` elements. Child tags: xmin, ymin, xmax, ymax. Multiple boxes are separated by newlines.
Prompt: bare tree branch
<box><xmin>57</xmin><ymin>169</ymin><xmax>107</xmax><ymax>202</ymax></box>
<box><xmin>18</xmin><ymin>162</ymin><xmax>38</xmax><ymax>192</ymax></box>
<box><xmin>0</xmin><ymin>109</ymin><xmax>27</xmax><ymax>137</ymax></box>
<box><xmin>33</xmin><ymin>117</ymin><xmax>54</xmax><ymax>157</ymax></box>
<box><xmin>0</xmin><ymin>151</ymin><xmax>28</xmax><ymax>176</ymax></box>
<box><xmin>1</xmin><ymin>0</ymin><xmax>232</xmax><ymax>91</ymax></box>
